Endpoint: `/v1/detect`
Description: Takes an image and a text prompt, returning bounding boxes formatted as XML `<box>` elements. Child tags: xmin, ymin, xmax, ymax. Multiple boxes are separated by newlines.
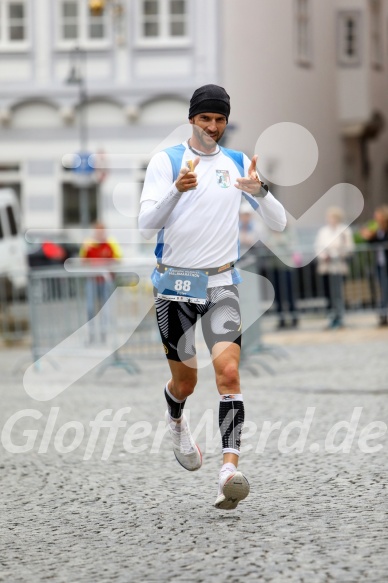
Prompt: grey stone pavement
<box><xmin>0</xmin><ymin>313</ymin><xmax>387</xmax><ymax>583</ymax></box>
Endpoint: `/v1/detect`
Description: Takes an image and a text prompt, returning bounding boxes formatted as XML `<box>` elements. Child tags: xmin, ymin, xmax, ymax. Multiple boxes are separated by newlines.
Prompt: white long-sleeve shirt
<box><xmin>139</xmin><ymin>141</ymin><xmax>286</xmax><ymax>287</ymax></box>
<box><xmin>315</xmin><ymin>223</ymin><xmax>355</xmax><ymax>275</ymax></box>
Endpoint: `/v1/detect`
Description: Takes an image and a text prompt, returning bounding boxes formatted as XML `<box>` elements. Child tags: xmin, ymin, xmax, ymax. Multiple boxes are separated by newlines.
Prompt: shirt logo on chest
<box><xmin>216</xmin><ymin>169</ymin><xmax>231</xmax><ymax>188</ymax></box>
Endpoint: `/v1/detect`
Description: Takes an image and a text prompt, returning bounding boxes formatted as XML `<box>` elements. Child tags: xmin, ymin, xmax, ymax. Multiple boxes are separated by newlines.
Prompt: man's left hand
<box><xmin>235</xmin><ymin>155</ymin><xmax>264</xmax><ymax>196</ymax></box>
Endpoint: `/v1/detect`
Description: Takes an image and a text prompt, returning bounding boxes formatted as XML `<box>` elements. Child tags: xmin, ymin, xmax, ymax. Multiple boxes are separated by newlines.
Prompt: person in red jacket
<box><xmin>80</xmin><ymin>222</ymin><xmax>122</xmax><ymax>341</ymax></box>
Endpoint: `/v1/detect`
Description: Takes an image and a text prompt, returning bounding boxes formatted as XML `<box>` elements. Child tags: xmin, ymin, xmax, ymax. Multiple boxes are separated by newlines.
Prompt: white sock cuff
<box><xmin>221</xmin><ymin>462</ymin><xmax>237</xmax><ymax>473</ymax></box>
<box><xmin>165</xmin><ymin>382</ymin><xmax>186</xmax><ymax>404</ymax></box>
<box><xmin>219</xmin><ymin>394</ymin><xmax>243</xmax><ymax>402</ymax></box>
<box><xmin>222</xmin><ymin>448</ymin><xmax>241</xmax><ymax>456</ymax></box>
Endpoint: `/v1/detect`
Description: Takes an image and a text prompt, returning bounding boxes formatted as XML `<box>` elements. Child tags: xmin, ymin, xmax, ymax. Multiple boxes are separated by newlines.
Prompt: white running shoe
<box><xmin>165</xmin><ymin>411</ymin><xmax>202</xmax><ymax>471</ymax></box>
<box><xmin>214</xmin><ymin>469</ymin><xmax>250</xmax><ymax>510</ymax></box>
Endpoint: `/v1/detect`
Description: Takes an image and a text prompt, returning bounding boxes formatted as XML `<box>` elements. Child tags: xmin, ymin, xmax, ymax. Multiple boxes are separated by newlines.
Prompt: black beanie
<box><xmin>188</xmin><ymin>84</ymin><xmax>231</xmax><ymax>122</ymax></box>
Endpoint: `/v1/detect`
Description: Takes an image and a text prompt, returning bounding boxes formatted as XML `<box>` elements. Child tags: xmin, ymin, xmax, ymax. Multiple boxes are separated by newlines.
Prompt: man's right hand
<box><xmin>175</xmin><ymin>157</ymin><xmax>200</xmax><ymax>192</ymax></box>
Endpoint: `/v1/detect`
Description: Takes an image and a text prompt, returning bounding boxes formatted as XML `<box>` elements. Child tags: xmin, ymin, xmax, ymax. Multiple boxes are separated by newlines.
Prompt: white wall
<box><xmin>222</xmin><ymin>0</ymin><xmax>343</xmax><ymax>225</ymax></box>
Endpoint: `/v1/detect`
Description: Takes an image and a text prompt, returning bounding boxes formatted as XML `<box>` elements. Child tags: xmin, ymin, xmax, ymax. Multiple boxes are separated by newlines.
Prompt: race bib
<box><xmin>157</xmin><ymin>268</ymin><xmax>208</xmax><ymax>304</ymax></box>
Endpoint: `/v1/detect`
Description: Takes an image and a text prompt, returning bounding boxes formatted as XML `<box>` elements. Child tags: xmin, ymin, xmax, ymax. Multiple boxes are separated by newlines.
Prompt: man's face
<box><xmin>189</xmin><ymin>113</ymin><xmax>227</xmax><ymax>150</ymax></box>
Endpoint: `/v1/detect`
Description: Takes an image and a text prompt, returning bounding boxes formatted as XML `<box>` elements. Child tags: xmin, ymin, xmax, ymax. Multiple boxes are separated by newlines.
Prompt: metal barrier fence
<box><xmin>27</xmin><ymin>258</ymin><xmax>267</xmax><ymax>373</ymax></box>
<box><xmin>0</xmin><ymin>276</ymin><xmax>29</xmax><ymax>344</ymax></box>
<box><xmin>7</xmin><ymin>242</ymin><xmax>387</xmax><ymax>371</ymax></box>
<box><xmin>248</xmin><ymin>242</ymin><xmax>388</xmax><ymax>322</ymax></box>
<box><xmin>28</xmin><ymin>262</ymin><xmax>162</xmax><ymax>370</ymax></box>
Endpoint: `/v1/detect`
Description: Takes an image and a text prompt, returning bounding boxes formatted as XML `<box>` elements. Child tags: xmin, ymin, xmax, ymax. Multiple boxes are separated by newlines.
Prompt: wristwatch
<box><xmin>253</xmin><ymin>177</ymin><xmax>269</xmax><ymax>198</ymax></box>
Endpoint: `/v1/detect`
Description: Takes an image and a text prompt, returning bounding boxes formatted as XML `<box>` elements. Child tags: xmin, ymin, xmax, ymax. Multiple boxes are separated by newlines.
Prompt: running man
<box><xmin>139</xmin><ymin>84</ymin><xmax>286</xmax><ymax>510</ymax></box>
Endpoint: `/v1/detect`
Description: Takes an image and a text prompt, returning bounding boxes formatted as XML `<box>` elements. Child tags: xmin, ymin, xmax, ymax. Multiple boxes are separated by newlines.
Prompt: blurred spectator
<box><xmin>80</xmin><ymin>222</ymin><xmax>122</xmax><ymax>341</ymax></box>
<box><xmin>315</xmin><ymin>207</ymin><xmax>354</xmax><ymax>329</ymax></box>
<box><xmin>360</xmin><ymin>205</ymin><xmax>388</xmax><ymax>327</ymax></box>
<box><xmin>265</xmin><ymin>224</ymin><xmax>302</xmax><ymax>329</ymax></box>
<box><xmin>239</xmin><ymin>205</ymin><xmax>302</xmax><ymax>329</ymax></box>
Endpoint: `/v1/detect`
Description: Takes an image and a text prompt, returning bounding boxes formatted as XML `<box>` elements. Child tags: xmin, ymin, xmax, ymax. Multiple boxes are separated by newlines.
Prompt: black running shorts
<box><xmin>154</xmin><ymin>285</ymin><xmax>242</xmax><ymax>362</ymax></box>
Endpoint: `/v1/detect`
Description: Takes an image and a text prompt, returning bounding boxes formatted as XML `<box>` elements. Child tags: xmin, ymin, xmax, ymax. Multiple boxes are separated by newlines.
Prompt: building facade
<box><xmin>1</xmin><ymin>0</ymin><xmax>387</xmax><ymax>249</ymax></box>
<box><xmin>337</xmin><ymin>0</ymin><xmax>388</xmax><ymax>217</ymax></box>
<box><xmin>0</xmin><ymin>0</ymin><xmax>220</xmax><ymax>247</ymax></box>
<box><xmin>221</xmin><ymin>0</ymin><xmax>388</xmax><ymax>223</ymax></box>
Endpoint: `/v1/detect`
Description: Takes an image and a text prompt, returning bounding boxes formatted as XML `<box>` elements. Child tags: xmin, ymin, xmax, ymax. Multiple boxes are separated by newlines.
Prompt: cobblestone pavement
<box><xmin>0</xmin><ymin>315</ymin><xmax>387</xmax><ymax>583</ymax></box>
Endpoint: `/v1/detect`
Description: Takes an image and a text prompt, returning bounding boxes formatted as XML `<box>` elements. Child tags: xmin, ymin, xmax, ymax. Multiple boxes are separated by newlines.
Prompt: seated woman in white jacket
<box><xmin>315</xmin><ymin>207</ymin><xmax>355</xmax><ymax>328</ymax></box>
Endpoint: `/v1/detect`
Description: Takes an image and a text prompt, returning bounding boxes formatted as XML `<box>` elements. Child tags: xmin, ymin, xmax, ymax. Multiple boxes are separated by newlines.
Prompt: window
<box><xmin>294</xmin><ymin>0</ymin><xmax>312</xmax><ymax>66</ymax></box>
<box><xmin>62</xmin><ymin>1</ymin><xmax>78</xmax><ymax>40</ymax></box>
<box><xmin>0</xmin><ymin>163</ymin><xmax>22</xmax><ymax>209</ymax></box>
<box><xmin>62</xmin><ymin>182</ymin><xmax>97</xmax><ymax>226</ymax></box>
<box><xmin>6</xmin><ymin>205</ymin><xmax>18</xmax><ymax>235</ymax></box>
<box><xmin>0</xmin><ymin>163</ymin><xmax>20</xmax><ymax>172</ymax></box>
<box><xmin>0</xmin><ymin>0</ymin><xmax>28</xmax><ymax>48</ymax></box>
<box><xmin>337</xmin><ymin>11</ymin><xmax>362</xmax><ymax>67</ymax></box>
<box><xmin>138</xmin><ymin>0</ymin><xmax>189</xmax><ymax>44</ymax></box>
<box><xmin>58</xmin><ymin>0</ymin><xmax>110</xmax><ymax>47</ymax></box>
<box><xmin>0</xmin><ymin>185</ymin><xmax>21</xmax><ymax>209</ymax></box>
<box><xmin>370</xmin><ymin>0</ymin><xmax>383</xmax><ymax>69</ymax></box>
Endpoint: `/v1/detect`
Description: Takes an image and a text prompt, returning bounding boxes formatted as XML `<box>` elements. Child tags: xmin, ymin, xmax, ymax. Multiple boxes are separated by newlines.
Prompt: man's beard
<box><xmin>193</xmin><ymin>125</ymin><xmax>225</xmax><ymax>151</ymax></box>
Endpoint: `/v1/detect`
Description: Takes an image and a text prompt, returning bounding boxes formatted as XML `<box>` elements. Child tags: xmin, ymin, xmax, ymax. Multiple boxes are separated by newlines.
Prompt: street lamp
<box><xmin>66</xmin><ymin>47</ymin><xmax>94</xmax><ymax>230</ymax></box>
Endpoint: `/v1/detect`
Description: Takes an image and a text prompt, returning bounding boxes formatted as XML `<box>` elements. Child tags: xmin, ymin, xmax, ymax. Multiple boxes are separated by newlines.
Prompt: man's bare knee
<box><xmin>170</xmin><ymin>374</ymin><xmax>197</xmax><ymax>400</ymax></box>
<box><xmin>216</xmin><ymin>364</ymin><xmax>240</xmax><ymax>394</ymax></box>
<box><xmin>176</xmin><ymin>380</ymin><xmax>196</xmax><ymax>397</ymax></box>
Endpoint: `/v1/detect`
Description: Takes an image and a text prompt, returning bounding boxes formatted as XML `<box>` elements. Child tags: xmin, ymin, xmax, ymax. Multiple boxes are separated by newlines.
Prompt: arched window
<box><xmin>83</xmin><ymin>99</ymin><xmax>126</xmax><ymax>126</ymax></box>
<box><xmin>12</xmin><ymin>101</ymin><xmax>60</xmax><ymax>128</ymax></box>
<box><xmin>139</xmin><ymin>97</ymin><xmax>189</xmax><ymax>124</ymax></box>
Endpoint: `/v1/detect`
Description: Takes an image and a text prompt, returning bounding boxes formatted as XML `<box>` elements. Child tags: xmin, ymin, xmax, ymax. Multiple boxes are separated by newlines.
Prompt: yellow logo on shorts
<box><xmin>163</xmin><ymin>344</ymin><xmax>169</xmax><ymax>354</ymax></box>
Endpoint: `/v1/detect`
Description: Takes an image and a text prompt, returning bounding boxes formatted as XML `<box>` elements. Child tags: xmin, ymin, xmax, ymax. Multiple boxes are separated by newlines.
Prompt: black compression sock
<box><xmin>219</xmin><ymin>394</ymin><xmax>244</xmax><ymax>455</ymax></box>
<box><xmin>164</xmin><ymin>383</ymin><xmax>186</xmax><ymax>420</ymax></box>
